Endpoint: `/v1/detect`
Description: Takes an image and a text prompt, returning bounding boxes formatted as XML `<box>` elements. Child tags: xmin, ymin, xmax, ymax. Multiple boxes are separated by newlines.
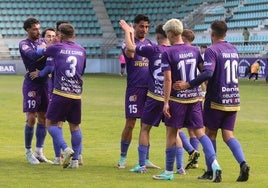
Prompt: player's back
<box><xmin>45</xmin><ymin>41</ymin><xmax>86</xmax><ymax>98</ymax></box>
<box><xmin>204</xmin><ymin>41</ymin><xmax>240</xmax><ymax>110</ymax></box>
<box><xmin>136</xmin><ymin>43</ymin><xmax>169</xmax><ymax>97</ymax></box>
<box><xmin>162</xmin><ymin>43</ymin><xmax>202</xmax><ymax>103</ymax></box>
<box><xmin>164</xmin><ymin>43</ymin><xmax>202</xmax><ymax>82</ymax></box>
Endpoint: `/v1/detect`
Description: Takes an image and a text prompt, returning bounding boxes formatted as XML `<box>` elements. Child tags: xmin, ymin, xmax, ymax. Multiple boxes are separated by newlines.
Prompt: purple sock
<box><xmin>48</xmin><ymin>126</ymin><xmax>68</xmax><ymax>151</ymax></box>
<box><xmin>179</xmin><ymin>131</ymin><xmax>194</xmax><ymax>153</ymax></box>
<box><xmin>71</xmin><ymin>129</ymin><xmax>82</xmax><ymax>160</ymax></box>
<box><xmin>36</xmin><ymin>123</ymin><xmax>46</xmax><ymax>148</ymax></box>
<box><xmin>166</xmin><ymin>146</ymin><xmax>176</xmax><ymax>171</ymax></box>
<box><xmin>176</xmin><ymin>146</ymin><xmax>184</xmax><ymax>169</ymax></box>
<box><xmin>211</xmin><ymin>139</ymin><xmax>217</xmax><ymax>153</ymax></box>
<box><xmin>199</xmin><ymin>135</ymin><xmax>216</xmax><ymax>170</ymax></box>
<box><xmin>53</xmin><ymin>127</ymin><xmax>62</xmax><ymax>157</ymax></box>
<box><xmin>24</xmin><ymin>125</ymin><xmax>34</xmax><ymax>149</ymax></box>
<box><xmin>138</xmin><ymin>145</ymin><xmax>148</xmax><ymax>166</ymax></box>
<box><xmin>120</xmin><ymin>140</ymin><xmax>130</xmax><ymax>157</ymax></box>
<box><xmin>190</xmin><ymin>137</ymin><xmax>199</xmax><ymax>151</ymax></box>
<box><xmin>79</xmin><ymin>142</ymin><xmax>82</xmax><ymax>155</ymax></box>
<box><xmin>146</xmin><ymin>144</ymin><xmax>150</xmax><ymax>160</ymax></box>
<box><xmin>227</xmin><ymin>138</ymin><xmax>245</xmax><ymax>164</ymax></box>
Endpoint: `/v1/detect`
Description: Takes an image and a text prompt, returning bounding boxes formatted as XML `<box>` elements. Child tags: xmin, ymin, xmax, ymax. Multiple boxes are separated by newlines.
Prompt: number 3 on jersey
<box><xmin>65</xmin><ymin>56</ymin><xmax>77</xmax><ymax>77</ymax></box>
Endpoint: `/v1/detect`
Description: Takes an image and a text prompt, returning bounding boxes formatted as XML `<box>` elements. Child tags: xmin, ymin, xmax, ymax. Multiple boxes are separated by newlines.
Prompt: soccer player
<box><xmin>38</xmin><ymin>23</ymin><xmax>86</xmax><ymax>168</ymax></box>
<box><xmin>179</xmin><ymin>29</ymin><xmax>202</xmax><ymax>169</ymax></box>
<box><xmin>119</xmin><ymin>20</ymin><xmax>169</xmax><ymax>173</ymax></box>
<box><xmin>117</xmin><ymin>14</ymin><xmax>159</xmax><ymax>169</ymax></box>
<box><xmin>29</xmin><ymin>27</ymin><xmax>56</xmax><ymax>95</ymax></box>
<box><xmin>200</xmin><ymin>45</ymin><xmax>207</xmax><ymax>60</ymax></box>
<box><xmin>29</xmin><ymin>26</ymin><xmax>64</xmax><ymax>165</ymax></box>
<box><xmin>119</xmin><ymin>53</ymin><xmax>126</xmax><ymax>76</ymax></box>
<box><xmin>152</xmin><ymin>18</ymin><xmax>222</xmax><ymax>182</ymax></box>
<box><xmin>249</xmin><ymin>60</ymin><xmax>260</xmax><ymax>81</ymax></box>
<box><xmin>175</xmin><ymin>20</ymin><xmax>250</xmax><ymax>182</ymax></box>
<box><xmin>19</xmin><ymin>17</ymin><xmax>52</xmax><ymax>164</ymax></box>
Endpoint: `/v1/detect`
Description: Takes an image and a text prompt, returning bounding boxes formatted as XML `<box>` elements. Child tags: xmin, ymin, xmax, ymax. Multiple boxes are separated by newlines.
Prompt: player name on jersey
<box><xmin>60</xmin><ymin>49</ymin><xmax>83</xmax><ymax>56</ymax></box>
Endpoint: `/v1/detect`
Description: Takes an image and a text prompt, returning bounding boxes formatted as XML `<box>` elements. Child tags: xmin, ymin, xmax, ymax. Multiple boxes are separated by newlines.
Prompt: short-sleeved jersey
<box><xmin>19</xmin><ymin>38</ymin><xmax>47</xmax><ymax>83</ymax></box>
<box><xmin>122</xmin><ymin>38</ymin><xmax>153</xmax><ymax>88</ymax></box>
<box><xmin>43</xmin><ymin>41</ymin><xmax>86</xmax><ymax>99</ymax></box>
<box><xmin>161</xmin><ymin>43</ymin><xmax>203</xmax><ymax>103</ymax></box>
<box><xmin>136</xmin><ymin>43</ymin><xmax>169</xmax><ymax>101</ymax></box>
<box><xmin>203</xmin><ymin>41</ymin><xmax>240</xmax><ymax>111</ymax></box>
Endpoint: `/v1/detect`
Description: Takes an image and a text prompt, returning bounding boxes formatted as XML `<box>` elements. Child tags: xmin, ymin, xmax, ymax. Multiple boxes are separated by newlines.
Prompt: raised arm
<box><xmin>119</xmin><ymin>20</ymin><xmax>135</xmax><ymax>58</ymax></box>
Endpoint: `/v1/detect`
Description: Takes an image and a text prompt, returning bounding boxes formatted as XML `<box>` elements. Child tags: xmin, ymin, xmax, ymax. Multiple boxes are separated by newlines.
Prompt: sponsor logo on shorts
<box><xmin>28</xmin><ymin>91</ymin><xmax>36</xmax><ymax>98</ymax></box>
<box><xmin>129</xmin><ymin>95</ymin><xmax>137</xmax><ymax>102</ymax></box>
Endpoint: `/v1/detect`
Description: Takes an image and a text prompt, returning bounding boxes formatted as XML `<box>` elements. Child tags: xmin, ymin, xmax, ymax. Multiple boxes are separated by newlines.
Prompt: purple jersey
<box><xmin>46</xmin><ymin>57</ymin><xmax>55</xmax><ymax>95</ymax></box>
<box><xmin>203</xmin><ymin>41</ymin><xmax>240</xmax><ymax>111</ymax></box>
<box><xmin>136</xmin><ymin>43</ymin><xmax>169</xmax><ymax>100</ymax></box>
<box><xmin>19</xmin><ymin>38</ymin><xmax>47</xmax><ymax>83</ymax></box>
<box><xmin>122</xmin><ymin>38</ymin><xmax>153</xmax><ymax>88</ymax></box>
<box><xmin>161</xmin><ymin>43</ymin><xmax>203</xmax><ymax>103</ymax></box>
<box><xmin>43</xmin><ymin>41</ymin><xmax>86</xmax><ymax>99</ymax></box>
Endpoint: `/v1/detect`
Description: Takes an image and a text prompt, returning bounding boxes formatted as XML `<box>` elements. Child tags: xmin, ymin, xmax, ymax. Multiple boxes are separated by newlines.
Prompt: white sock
<box><xmin>26</xmin><ymin>148</ymin><xmax>32</xmax><ymax>153</ymax></box>
<box><xmin>35</xmin><ymin>147</ymin><xmax>42</xmax><ymax>153</ymax></box>
<box><xmin>165</xmin><ymin>170</ymin><xmax>173</xmax><ymax>174</ymax></box>
<box><xmin>211</xmin><ymin>159</ymin><xmax>220</xmax><ymax>169</ymax></box>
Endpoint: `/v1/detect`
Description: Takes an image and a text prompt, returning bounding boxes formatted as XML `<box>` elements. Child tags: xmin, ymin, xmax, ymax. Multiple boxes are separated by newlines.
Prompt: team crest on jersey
<box><xmin>22</xmin><ymin>44</ymin><xmax>29</xmax><ymax>51</ymax></box>
<box><xmin>142</xmin><ymin>57</ymin><xmax>149</xmax><ymax>64</ymax></box>
<box><xmin>28</xmin><ymin>91</ymin><xmax>36</xmax><ymax>98</ymax></box>
<box><xmin>129</xmin><ymin>95</ymin><xmax>137</xmax><ymax>102</ymax></box>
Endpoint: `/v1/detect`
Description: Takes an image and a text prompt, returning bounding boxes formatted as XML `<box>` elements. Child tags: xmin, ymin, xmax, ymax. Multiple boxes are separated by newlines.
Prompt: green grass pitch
<box><xmin>0</xmin><ymin>74</ymin><xmax>267</xmax><ymax>188</ymax></box>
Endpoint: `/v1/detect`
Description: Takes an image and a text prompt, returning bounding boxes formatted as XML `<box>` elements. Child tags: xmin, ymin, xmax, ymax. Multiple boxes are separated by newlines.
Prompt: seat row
<box><xmin>0</xmin><ymin>2</ymin><xmax>93</xmax><ymax>9</ymax></box>
<box><xmin>194</xmin><ymin>20</ymin><xmax>262</xmax><ymax>31</ymax></box>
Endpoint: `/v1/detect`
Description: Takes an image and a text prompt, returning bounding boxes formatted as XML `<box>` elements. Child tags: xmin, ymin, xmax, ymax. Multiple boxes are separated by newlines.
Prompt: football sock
<box><xmin>199</xmin><ymin>135</ymin><xmax>216</xmax><ymax>169</ymax></box>
<box><xmin>120</xmin><ymin>140</ymin><xmax>130</xmax><ymax>157</ymax></box>
<box><xmin>190</xmin><ymin>137</ymin><xmax>199</xmax><ymax>151</ymax></box>
<box><xmin>53</xmin><ymin>127</ymin><xmax>62</xmax><ymax>157</ymax></box>
<box><xmin>138</xmin><ymin>145</ymin><xmax>148</xmax><ymax>166</ymax></box>
<box><xmin>176</xmin><ymin>146</ymin><xmax>184</xmax><ymax>169</ymax></box>
<box><xmin>79</xmin><ymin>146</ymin><xmax>82</xmax><ymax>155</ymax></box>
<box><xmin>211</xmin><ymin>139</ymin><xmax>217</xmax><ymax>153</ymax></box>
<box><xmin>36</xmin><ymin>123</ymin><xmax>46</xmax><ymax>148</ymax></box>
<box><xmin>146</xmin><ymin>144</ymin><xmax>150</xmax><ymax>160</ymax></box>
<box><xmin>24</xmin><ymin>124</ymin><xmax>34</xmax><ymax>149</ymax></box>
<box><xmin>166</xmin><ymin>146</ymin><xmax>176</xmax><ymax>171</ymax></box>
<box><xmin>179</xmin><ymin>131</ymin><xmax>194</xmax><ymax>153</ymax></box>
<box><xmin>71</xmin><ymin>129</ymin><xmax>82</xmax><ymax>160</ymax></box>
<box><xmin>48</xmin><ymin>126</ymin><xmax>68</xmax><ymax>151</ymax></box>
<box><xmin>227</xmin><ymin>138</ymin><xmax>245</xmax><ymax>164</ymax></box>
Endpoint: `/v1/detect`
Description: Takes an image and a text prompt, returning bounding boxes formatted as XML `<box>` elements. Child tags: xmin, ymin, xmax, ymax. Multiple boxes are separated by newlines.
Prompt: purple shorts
<box><xmin>46</xmin><ymin>94</ymin><xmax>81</xmax><ymax>124</ymax></box>
<box><xmin>125</xmin><ymin>87</ymin><xmax>147</xmax><ymax>118</ymax></box>
<box><xmin>164</xmin><ymin>101</ymin><xmax>203</xmax><ymax>129</ymax></box>
<box><xmin>141</xmin><ymin>97</ymin><xmax>164</xmax><ymax>127</ymax></box>
<box><xmin>22</xmin><ymin>79</ymin><xmax>48</xmax><ymax>113</ymax></box>
<box><xmin>203</xmin><ymin>100</ymin><xmax>237</xmax><ymax>131</ymax></box>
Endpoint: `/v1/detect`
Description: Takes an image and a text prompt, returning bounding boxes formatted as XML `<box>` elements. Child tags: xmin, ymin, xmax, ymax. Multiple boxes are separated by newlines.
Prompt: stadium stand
<box><xmin>191</xmin><ymin>0</ymin><xmax>268</xmax><ymax>56</ymax></box>
<box><xmin>0</xmin><ymin>0</ymin><xmax>267</xmax><ymax>60</ymax></box>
